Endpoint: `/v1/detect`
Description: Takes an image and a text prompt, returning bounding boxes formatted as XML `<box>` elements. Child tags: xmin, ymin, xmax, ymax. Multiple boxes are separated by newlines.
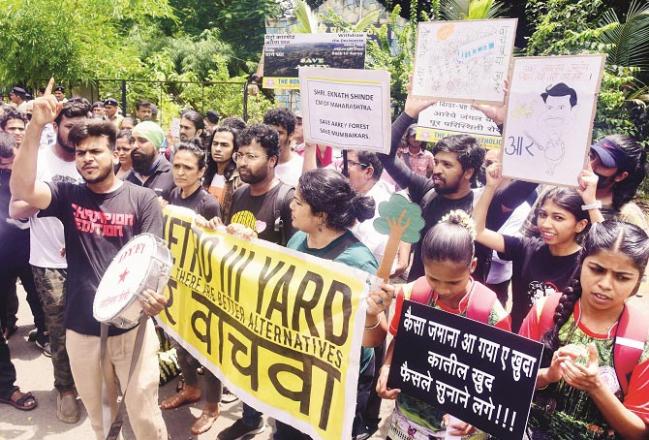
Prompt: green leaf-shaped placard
<box><xmin>373</xmin><ymin>193</ymin><xmax>426</xmax><ymax>244</ymax></box>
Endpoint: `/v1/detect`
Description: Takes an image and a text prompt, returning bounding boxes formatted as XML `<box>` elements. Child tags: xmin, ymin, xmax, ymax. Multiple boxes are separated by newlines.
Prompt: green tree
<box><xmin>161</xmin><ymin>0</ymin><xmax>280</xmax><ymax>73</ymax></box>
<box><xmin>0</xmin><ymin>0</ymin><xmax>172</xmax><ymax>87</ymax></box>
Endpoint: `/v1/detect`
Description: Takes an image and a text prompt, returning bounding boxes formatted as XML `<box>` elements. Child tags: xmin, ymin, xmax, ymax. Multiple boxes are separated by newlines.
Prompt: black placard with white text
<box><xmin>388</xmin><ymin>300</ymin><xmax>543</xmax><ymax>440</ymax></box>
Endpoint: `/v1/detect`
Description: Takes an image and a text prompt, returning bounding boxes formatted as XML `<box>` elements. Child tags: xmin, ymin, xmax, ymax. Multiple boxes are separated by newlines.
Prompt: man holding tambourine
<box><xmin>10</xmin><ymin>78</ymin><xmax>169</xmax><ymax>440</ymax></box>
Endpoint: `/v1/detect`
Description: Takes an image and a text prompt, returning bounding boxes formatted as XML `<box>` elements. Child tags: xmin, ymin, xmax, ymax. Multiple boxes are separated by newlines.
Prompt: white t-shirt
<box><xmin>29</xmin><ymin>146</ymin><xmax>80</xmax><ymax>268</ymax></box>
<box><xmin>39</xmin><ymin>124</ymin><xmax>56</xmax><ymax>149</ymax></box>
<box><xmin>210</xmin><ymin>173</ymin><xmax>226</xmax><ymax>189</ymax></box>
<box><xmin>350</xmin><ymin>179</ymin><xmax>394</xmax><ymax>263</ymax></box>
<box><xmin>275</xmin><ymin>154</ymin><xmax>304</xmax><ymax>187</ymax></box>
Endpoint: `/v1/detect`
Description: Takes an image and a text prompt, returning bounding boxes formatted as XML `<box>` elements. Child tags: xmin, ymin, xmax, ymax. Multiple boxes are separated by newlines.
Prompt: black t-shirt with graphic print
<box><xmin>228</xmin><ymin>182</ymin><xmax>294</xmax><ymax>245</ymax></box>
<box><xmin>41</xmin><ymin>180</ymin><xmax>162</xmax><ymax>336</ymax></box>
<box><xmin>499</xmin><ymin>235</ymin><xmax>580</xmax><ymax>332</ymax></box>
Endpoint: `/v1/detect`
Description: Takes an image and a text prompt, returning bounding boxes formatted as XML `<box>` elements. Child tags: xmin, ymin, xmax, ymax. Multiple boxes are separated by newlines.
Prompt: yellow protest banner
<box><xmin>156</xmin><ymin>205</ymin><xmax>370</xmax><ymax>440</ymax></box>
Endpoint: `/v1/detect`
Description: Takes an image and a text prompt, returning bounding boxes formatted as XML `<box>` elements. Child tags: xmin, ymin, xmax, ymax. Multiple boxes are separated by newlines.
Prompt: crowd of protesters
<box><xmin>0</xmin><ymin>76</ymin><xmax>648</xmax><ymax>440</ymax></box>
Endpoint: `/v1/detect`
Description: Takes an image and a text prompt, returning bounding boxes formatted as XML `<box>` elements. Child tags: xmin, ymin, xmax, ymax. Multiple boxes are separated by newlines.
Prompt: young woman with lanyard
<box><xmin>272</xmin><ymin>168</ymin><xmax>394</xmax><ymax>439</ymax></box>
<box><xmin>520</xmin><ymin>220</ymin><xmax>649</xmax><ymax>439</ymax></box>
<box><xmin>473</xmin><ymin>163</ymin><xmax>604</xmax><ymax>331</ymax></box>
<box><xmin>160</xmin><ymin>142</ymin><xmax>222</xmax><ymax>435</ymax></box>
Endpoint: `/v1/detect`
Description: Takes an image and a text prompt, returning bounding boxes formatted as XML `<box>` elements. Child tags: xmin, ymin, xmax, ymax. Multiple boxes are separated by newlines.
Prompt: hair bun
<box><xmin>440</xmin><ymin>209</ymin><xmax>477</xmax><ymax>240</ymax></box>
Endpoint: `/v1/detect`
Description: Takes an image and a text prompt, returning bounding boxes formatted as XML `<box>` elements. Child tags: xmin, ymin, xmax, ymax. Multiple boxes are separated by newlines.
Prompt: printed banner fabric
<box><xmin>156</xmin><ymin>205</ymin><xmax>369</xmax><ymax>440</ymax></box>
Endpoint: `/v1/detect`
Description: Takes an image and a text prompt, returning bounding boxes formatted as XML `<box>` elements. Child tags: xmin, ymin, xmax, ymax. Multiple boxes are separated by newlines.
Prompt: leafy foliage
<box><xmin>0</xmin><ymin>0</ymin><xmax>172</xmax><ymax>87</ymax></box>
<box><xmin>526</xmin><ymin>0</ymin><xmax>649</xmax><ymax>146</ymax></box>
<box><xmin>365</xmin><ymin>6</ymin><xmax>416</xmax><ymax>116</ymax></box>
<box><xmin>441</xmin><ymin>0</ymin><xmax>508</xmax><ymax>20</ymax></box>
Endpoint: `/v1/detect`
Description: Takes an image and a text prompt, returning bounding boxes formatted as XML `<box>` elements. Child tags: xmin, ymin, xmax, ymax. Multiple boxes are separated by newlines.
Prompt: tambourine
<box><xmin>93</xmin><ymin>233</ymin><xmax>171</xmax><ymax>329</ymax></box>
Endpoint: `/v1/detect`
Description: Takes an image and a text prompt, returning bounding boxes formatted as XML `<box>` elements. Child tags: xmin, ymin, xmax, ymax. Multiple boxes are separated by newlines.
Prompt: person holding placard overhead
<box><xmin>474</xmin><ymin>162</ymin><xmax>604</xmax><ymax>332</ymax></box>
<box><xmin>377</xmin><ymin>210</ymin><xmax>511</xmax><ymax>440</ymax></box>
<box><xmin>519</xmin><ymin>220</ymin><xmax>649</xmax><ymax>440</ymax></box>
<box><xmin>378</xmin><ymin>83</ymin><xmax>537</xmax><ymax>284</ymax></box>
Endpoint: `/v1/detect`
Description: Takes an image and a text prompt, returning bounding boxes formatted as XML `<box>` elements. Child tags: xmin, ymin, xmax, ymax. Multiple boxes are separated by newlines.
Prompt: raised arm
<box><xmin>9</xmin><ymin>198</ymin><xmax>39</xmax><ymax>220</ymax></box>
<box><xmin>378</xmin><ymin>78</ymin><xmax>437</xmax><ymax>202</ymax></box>
<box><xmin>578</xmin><ymin>163</ymin><xmax>605</xmax><ymax>224</ymax></box>
<box><xmin>473</xmin><ymin>163</ymin><xmax>505</xmax><ymax>253</ymax></box>
<box><xmin>302</xmin><ymin>142</ymin><xmax>318</xmax><ymax>173</ymax></box>
<box><xmin>9</xmin><ymin>79</ymin><xmax>59</xmax><ymax>210</ymax></box>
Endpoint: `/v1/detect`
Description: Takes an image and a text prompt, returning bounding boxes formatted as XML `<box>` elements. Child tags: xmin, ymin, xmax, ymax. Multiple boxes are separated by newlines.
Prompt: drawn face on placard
<box><xmin>540</xmin><ymin>83</ymin><xmax>577</xmax><ymax>131</ymax></box>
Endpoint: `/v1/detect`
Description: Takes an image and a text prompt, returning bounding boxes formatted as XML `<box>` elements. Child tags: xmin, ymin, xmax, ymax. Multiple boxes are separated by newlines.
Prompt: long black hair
<box><xmin>602</xmin><ymin>134</ymin><xmax>647</xmax><ymax>211</ymax></box>
<box><xmin>542</xmin><ymin>220</ymin><xmax>649</xmax><ymax>353</ymax></box>
<box><xmin>204</xmin><ymin>126</ymin><xmax>239</xmax><ymax>186</ymax></box>
<box><xmin>298</xmin><ymin>168</ymin><xmax>374</xmax><ymax>230</ymax></box>
<box><xmin>535</xmin><ymin>186</ymin><xmax>590</xmax><ymax>241</ymax></box>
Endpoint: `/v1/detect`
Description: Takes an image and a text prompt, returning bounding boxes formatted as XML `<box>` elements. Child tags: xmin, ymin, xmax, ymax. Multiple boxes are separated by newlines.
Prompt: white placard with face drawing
<box><xmin>501</xmin><ymin>55</ymin><xmax>605</xmax><ymax>187</ymax></box>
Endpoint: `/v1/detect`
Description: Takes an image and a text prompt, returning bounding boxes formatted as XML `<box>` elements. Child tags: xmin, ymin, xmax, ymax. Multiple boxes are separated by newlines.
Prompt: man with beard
<box><xmin>217</xmin><ymin>124</ymin><xmax>294</xmax><ymax>440</ymax></box>
<box><xmin>9</xmin><ymin>98</ymin><xmax>89</xmax><ymax>423</ymax></box>
<box><xmin>126</xmin><ymin>121</ymin><xmax>175</xmax><ymax>200</ymax></box>
<box><xmin>378</xmin><ymin>91</ymin><xmax>536</xmax><ymax>283</ymax></box>
<box><xmin>10</xmin><ymin>82</ymin><xmax>168</xmax><ymax>439</ymax></box>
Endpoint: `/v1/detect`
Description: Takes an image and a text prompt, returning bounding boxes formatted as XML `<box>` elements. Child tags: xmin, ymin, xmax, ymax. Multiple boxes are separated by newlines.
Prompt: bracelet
<box><xmin>581</xmin><ymin>201</ymin><xmax>602</xmax><ymax>211</ymax></box>
<box><xmin>364</xmin><ymin>315</ymin><xmax>381</xmax><ymax>330</ymax></box>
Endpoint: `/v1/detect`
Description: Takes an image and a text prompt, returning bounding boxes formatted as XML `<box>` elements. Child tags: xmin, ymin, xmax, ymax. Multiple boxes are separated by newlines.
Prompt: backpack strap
<box><xmin>537</xmin><ymin>292</ymin><xmax>564</xmax><ymax>336</ymax></box>
<box><xmin>273</xmin><ymin>183</ymin><xmax>293</xmax><ymax>246</ymax></box>
<box><xmin>406</xmin><ymin>276</ymin><xmax>435</xmax><ymax>305</ymax></box>
<box><xmin>465</xmin><ymin>283</ymin><xmax>497</xmax><ymax>324</ymax></box>
<box><xmin>535</xmin><ymin>293</ymin><xmax>648</xmax><ymax>395</ymax></box>
<box><xmin>614</xmin><ymin>304</ymin><xmax>649</xmax><ymax>395</ymax></box>
<box><xmin>406</xmin><ymin>277</ymin><xmax>495</xmax><ymax>325</ymax></box>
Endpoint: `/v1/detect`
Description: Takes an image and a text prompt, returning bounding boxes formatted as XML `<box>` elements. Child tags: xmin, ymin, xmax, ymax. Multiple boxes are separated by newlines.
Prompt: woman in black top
<box><xmin>161</xmin><ymin>142</ymin><xmax>222</xmax><ymax>435</ymax></box>
<box><xmin>168</xmin><ymin>142</ymin><xmax>221</xmax><ymax>220</ymax></box>
<box><xmin>474</xmin><ymin>162</ymin><xmax>604</xmax><ymax>331</ymax></box>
